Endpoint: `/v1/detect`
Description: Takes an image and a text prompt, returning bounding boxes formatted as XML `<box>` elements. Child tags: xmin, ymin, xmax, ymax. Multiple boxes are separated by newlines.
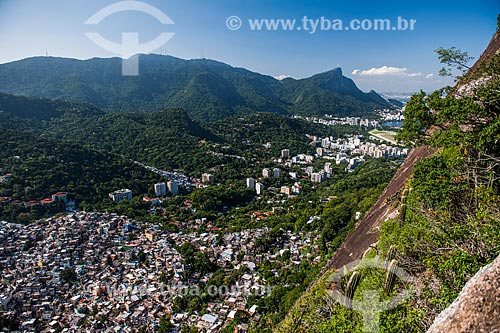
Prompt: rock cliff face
<box><xmin>278</xmin><ymin>23</ymin><xmax>500</xmax><ymax>333</ymax></box>
<box><xmin>456</xmin><ymin>28</ymin><xmax>500</xmax><ymax>96</ymax></box>
<box><xmin>470</xmin><ymin>27</ymin><xmax>500</xmax><ymax>72</ymax></box>
<box><xmin>317</xmin><ymin>27</ymin><xmax>500</xmax><ymax>278</ymax></box>
<box><xmin>321</xmin><ymin>145</ymin><xmax>435</xmax><ymax>272</ymax></box>
<box><xmin>427</xmin><ymin>255</ymin><xmax>500</xmax><ymax>333</ymax></box>
<box><xmin>427</xmin><ymin>27</ymin><xmax>500</xmax><ymax>333</ymax></box>
<box><xmin>316</xmin><ymin>27</ymin><xmax>500</xmax><ymax>330</ymax></box>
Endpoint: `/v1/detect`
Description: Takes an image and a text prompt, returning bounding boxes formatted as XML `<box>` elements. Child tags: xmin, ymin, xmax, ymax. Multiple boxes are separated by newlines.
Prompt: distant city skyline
<box><xmin>0</xmin><ymin>0</ymin><xmax>498</xmax><ymax>92</ymax></box>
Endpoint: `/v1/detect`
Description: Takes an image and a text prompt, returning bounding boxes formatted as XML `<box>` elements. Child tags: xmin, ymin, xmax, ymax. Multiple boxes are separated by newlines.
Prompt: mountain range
<box><xmin>0</xmin><ymin>54</ymin><xmax>391</xmax><ymax>122</ymax></box>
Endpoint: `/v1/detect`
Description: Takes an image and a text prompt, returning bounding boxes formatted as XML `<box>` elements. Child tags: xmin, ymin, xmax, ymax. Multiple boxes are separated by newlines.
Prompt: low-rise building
<box><xmin>51</xmin><ymin>192</ymin><xmax>68</xmax><ymax>202</ymax></box>
<box><xmin>109</xmin><ymin>189</ymin><xmax>132</xmax><ymax>202</ymax></box>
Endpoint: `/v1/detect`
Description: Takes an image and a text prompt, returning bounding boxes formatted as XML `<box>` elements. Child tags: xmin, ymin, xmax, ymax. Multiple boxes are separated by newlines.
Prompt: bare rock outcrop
<box><xmin>427</xmin><ymin>255</ymin><xmax>500</xmax><ymax>333</ymax></box>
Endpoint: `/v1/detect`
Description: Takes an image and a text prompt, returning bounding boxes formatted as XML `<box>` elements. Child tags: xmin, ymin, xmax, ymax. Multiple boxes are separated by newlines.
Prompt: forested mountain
<box><xmin>0</xmin><ymin>93</ymin><xmax>222</xmax><ymax>173</ymax></box>
<box><xmin>280</xmin><ymin>68</ymin><xmax>389</xmax><ymax>117</ymax></box>
<box><xmin>0</xmin><ymin>91</ymin><xmax>351</xmax><ymax>175</ymax></box>
<box><xmin>0</xmin><ymin>55</ymin><xmax>390</xmax><ymax>122</ymax></box>
<box><xmin>0</xmin><ymin>92</ymin><xmax>103</xmax><ymax>121</ymax></box>
<box><xmin>0</xmin><ymin>126</ymin><xmax>161</xmax><ymax>223</ymax></box>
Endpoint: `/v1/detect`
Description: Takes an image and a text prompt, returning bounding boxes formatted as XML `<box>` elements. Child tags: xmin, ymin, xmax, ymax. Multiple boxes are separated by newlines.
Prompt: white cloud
<box><xmin>275</xmin><ymin>74</ymin><xmax>290</xmax><ymax>80</ymax></box>
<box><xmin>351</xmin><ymin>66</ymin><xmax>433</xmax><ymax>79</ymax></box>
<box><xmin>352</xmin><ymin>66</ymin><xmax>407</xmax><ymax>76</ymax></box>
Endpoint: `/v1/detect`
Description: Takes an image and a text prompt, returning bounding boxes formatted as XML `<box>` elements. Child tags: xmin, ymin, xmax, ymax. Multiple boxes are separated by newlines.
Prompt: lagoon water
<box><xmin>381</xmin><ymin>121</ymin><xmax>403</xmax><ymax>128</ymax></box>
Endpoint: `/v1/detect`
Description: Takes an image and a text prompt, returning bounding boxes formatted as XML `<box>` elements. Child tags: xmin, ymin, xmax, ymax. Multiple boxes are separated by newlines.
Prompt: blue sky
<box><xmin>0</xmin><ymin>0</ymin><xmax>498</xmax><ymax>92</ymax></box>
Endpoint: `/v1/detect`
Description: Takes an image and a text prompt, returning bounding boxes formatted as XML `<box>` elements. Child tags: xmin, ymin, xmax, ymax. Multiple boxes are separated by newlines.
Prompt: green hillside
<box><xmin>0</xmin><ymin>126</ymin><xmax>161</xmax><ymax>223</ymax></box>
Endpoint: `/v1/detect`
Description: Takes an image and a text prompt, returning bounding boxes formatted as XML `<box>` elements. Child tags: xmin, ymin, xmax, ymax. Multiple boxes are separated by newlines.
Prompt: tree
<box><xmin>158</xmin><ymin>314</ymin><xmax>173</xmax><ymax>333</ymax></box>
<box><xmin>137</xmin><ymin>249</ymin><xmax>147</xmax><ymax>263</ymax></box>
<box><xmin>435</xmin><ymin>47</ymin><xmax>475</xmax><ymax>80</ymax></box>
<box><xmin>59</xmin><ymin>267</ymin><xmax>77</xmax><ymax>284</ymax></box>
<box><xmin>177</xmin><ymin>242</ymin><xmax>196</xmax><ymax>264</ymax></box>
<box><xmin>193</xmin><ymin>252</ymin><xmax>217</xmax><ymax>276</ymax></box>
<box><xmin>159</xmin><ymin>271</ymin><xmax>168</xmax><ymax>284</ymax></box>
<box><xmin>23</xmin><ymin>239</ymin><xmax>36</xmax><ymax>251</ymax></box>
<box><xmin>0</xmin><ymin>315</ymin><xmax>19</xmax><ymax>331</ymax></box>
<box><xmin>395</xmin><ymin>91</ymin><xmax>433</xmax><ymax>144</ymax></box>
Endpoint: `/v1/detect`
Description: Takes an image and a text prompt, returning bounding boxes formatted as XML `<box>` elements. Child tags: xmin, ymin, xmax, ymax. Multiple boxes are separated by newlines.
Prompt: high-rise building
<box><xmin>281</xmin><ymin>149</ymin><xmax>290</xmax><ymax>159</ymax></box>
<box><xmin>311</xmin><ymin>173</ymin><xmax>323</xmax><ymax>183</ymax></box>
<box><xmin>291</xmin><ymin>184</ymin><xmax>302</xmax><ymax>194</ymax></box>
<box><xmin>167</xmin><ymin>181</ymin><xmax>179</xmax><ymax>195</ymax></box>
<box><xmin>321</xmin><ymin>138</ymin><xmax>330</xmax><ymax>149</ymax></box>
<box><xmin>324</xmin><ymin>162</ymin><xmax>332</xmax><ymax>174</ymax></box>
<box><xmin>273</xmin><ymin>168</ymin><xmax>281</xmax><ymax>178</ymax></box>
<box><xmin>255</xmin><ymin>182</ymin><xmax>264</xmax><ymax>195</ymax></box>
<box><xmin>280</xmin><ymin>186</ymin><xmax>291</xmax><ymax>196</ymax></box>
<box><xmin>246</xmin><ymin>178</ymin><xmax>255</xmax><ymax>189</ymax></box>
<box><xmin>154</xmin><ymin>182</ymin><xmax>167</xmax><ymax>197</ymax></box>
<box><xmin>202</xmin><ymin>173</ymin><xmax>215</xmax><ymax>184</ymax></box>
<box><xmin>262</xmin><ymin>168</ymin><xmax>271</xmax><ymax>178</ymax></box>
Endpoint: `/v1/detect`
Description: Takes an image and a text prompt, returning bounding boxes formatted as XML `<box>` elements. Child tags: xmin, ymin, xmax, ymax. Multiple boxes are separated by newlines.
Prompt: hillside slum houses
<box><xmin>0</xmin><ymin>212</ymin><xmax>318</xmax><ymax>332</ymax></box>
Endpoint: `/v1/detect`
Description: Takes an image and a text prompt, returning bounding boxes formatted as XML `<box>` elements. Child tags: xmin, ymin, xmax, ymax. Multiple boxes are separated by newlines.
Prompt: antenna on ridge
<box><xmin>46</xmin><ymin>50</ymin><xmax>48</xmax><ymax>57</ymax></box>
